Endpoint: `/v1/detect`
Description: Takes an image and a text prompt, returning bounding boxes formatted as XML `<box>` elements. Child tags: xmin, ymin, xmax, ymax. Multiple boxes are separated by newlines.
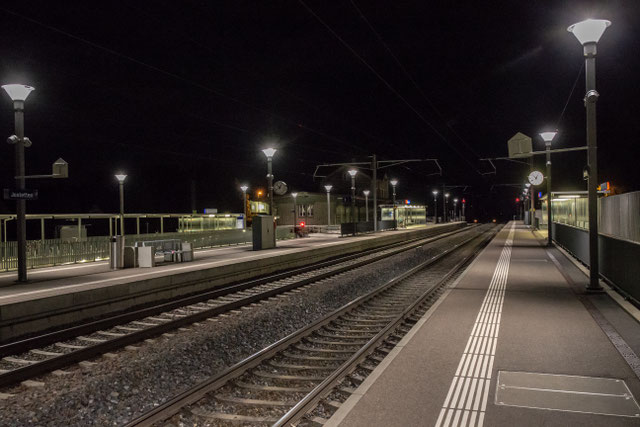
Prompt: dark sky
<box><xmin>0</xmin><ymin>0</ymin><xmax>638</xmax><ymax>220</ymax></box>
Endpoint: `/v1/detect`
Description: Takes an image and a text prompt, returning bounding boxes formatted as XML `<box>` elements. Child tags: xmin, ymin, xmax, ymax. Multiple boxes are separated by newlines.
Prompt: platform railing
<box><xmin>0</xmin><ymin>227</ymin><xmax>296</xmax><ymax>272</ymax></box>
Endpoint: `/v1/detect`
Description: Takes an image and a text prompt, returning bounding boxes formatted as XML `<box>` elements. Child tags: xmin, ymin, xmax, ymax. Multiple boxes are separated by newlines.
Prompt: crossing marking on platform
<box><xmin>435</xmin><ymin>222</ymin><xmax>515</xmax><ymax>427</ymax></box>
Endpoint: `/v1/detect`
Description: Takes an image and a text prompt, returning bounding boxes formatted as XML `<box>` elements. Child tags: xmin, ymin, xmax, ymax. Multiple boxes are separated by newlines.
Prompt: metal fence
<box><xmin>553</xmin><ymin>222</ymin><xmax>640</xmax><ymax>305</ymax></box>
<box><xmin>0</xmin><ymin>227</ymin><xmax>295</xmax><ymax>272</ymax></box>
<box><xmin>550</xmin><ymin>191</ymin><xmax>640</xmax><ymax>243</ymax></box>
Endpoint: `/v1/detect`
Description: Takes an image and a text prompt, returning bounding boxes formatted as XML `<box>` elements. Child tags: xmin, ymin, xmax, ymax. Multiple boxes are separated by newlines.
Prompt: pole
<box><xmin>326</xmin><ymin>190</ymin><xmax>331</xmax><ymax>226</ymax></box>
<box><xmin>119</xmin><ymin>181</ymin><xmax>125</xmax><ymax>236</ymax></box>
<box><xmin>14</xmin><ymin>101</ymin><xmax>27</xmax><ymax>282</ymax></box>
<box><xmin>433</xmin><ymin>195</ymin><xmax>437</xmax><ymax>224</ymax></box>
<box><xmin>267</xmin><ymin>157</ymin><xmax>274</xmax><ymax>216</ymax></box>
<box><xmin>365</xmin><ymin>193</ymin><xmax>369</xmax><ymax>221</ymax></box>
<box><xmin>292</xmin><ymin>196</ymin><xmax>297</xmax><ymax>229</ymax></box>
<box><xmin>546</xmin><ymin>142</ymin><xmax>552</xmax><ymax>245</ymax></box>
<box><xmin>442</xmin><ymin>184</ymin><xmax>447</xmax><ymax>222</ymax></box>
<box><xmin>243</xmin><ymin>193</ymin><xmax>247</xmax><ymax>229</ymax></box>
<box><xmin>392</xmin><ymin>185</ymin><xmax>397</xmax><ymax>229</ymax></box>
<box><xmin>351</xmin><ymin>175</ymin><xmax>356</xmax><ymax>235</ymax></box>
<box><xmin>584</xmin><ymin>42</ymin><xmax>602</xmax><ymax>291</ymax></box>
<box><xmin>372</xmin><ymin>154</ymin><xmax>377</xmax><ymax>232</ymax></box>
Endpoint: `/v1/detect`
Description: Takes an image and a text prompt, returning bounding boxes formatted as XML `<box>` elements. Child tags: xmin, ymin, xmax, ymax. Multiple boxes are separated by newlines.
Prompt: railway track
<box><xmin>0</xmin><ymin>225</ymin><xmax>470</xmax><ymax>390</ymax></box>
<box><xmin>125</xmin><ymin>224</ymin><xmax>498</xmax><ymax>426</ymax></box>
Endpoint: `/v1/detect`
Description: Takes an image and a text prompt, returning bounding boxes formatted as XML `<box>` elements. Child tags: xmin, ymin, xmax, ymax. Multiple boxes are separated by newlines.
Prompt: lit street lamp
<box><xmin>390</xmin><ymin>179</ymin><xmax>398</xmax><ymax>229</ymax></box>
<box><xmin>432</xmin><ymin>190</ymin><xmax>439</xmax><ymax>224</ymax></box>
<box><xmin>291</xmin><ymin>192</ymin><xmax>298</xmax><ymax>231</ymax></box>
<box><xmin>115</xmin><ymin>174</ymin><xmax>127</xmax><ymax>236</ymax></box>
<box><xmin>453</xmin><ymin>198</ymin><xmax>458</xmax><ymax>221</ymax></box>
<box><xmin>262</xmin><ymin>148</ymin><xmax>277</xmax><ymax>215</ymax></box>
<box><xmin>568</xmin><ymin>18</ymin><xmax>610</xmax><ymax>291</ymax></box>
<box><xmin>348</xmin><ymin>170</ymin><xmax>358</xmax><ymax>234</ymax></box>
<box><xmin>324</xmin><ymin>185</ymin><xmax>333</xmax><ymax>226</ymax></box>
<box><xmin>540</xmin><ymin>131</ymin><xmax>557</xmax><ymax>246</ymax></box>
<box><xmin>2</xmin><ymin>83</ymin><xmax>35</xmax><ymax>282</ymax></box>
<box><xmin>240</xmin><ymin>185</ymin><xmax>249</xmax><ymax>229</ymax></box>
<box><xmin>363</xmin><ymin>190</ymin><xmax>370</xmax><ymax>222</ymax></box>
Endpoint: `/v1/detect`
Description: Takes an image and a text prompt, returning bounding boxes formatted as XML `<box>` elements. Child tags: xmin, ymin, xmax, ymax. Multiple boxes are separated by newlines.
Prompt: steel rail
<box><xmin>0</xmin><ymin>226</ymin><xmax>472</xmax><ymax>388</ymax></box>
<box><xmin>274</xmin><ymin>228</ymin><xmax>497</xmax><ymax>426</ymax></box>
<box><xmin>124</xmin><ymin>225</ymin><xmax>494</xmax><ymax>427</ymax></box>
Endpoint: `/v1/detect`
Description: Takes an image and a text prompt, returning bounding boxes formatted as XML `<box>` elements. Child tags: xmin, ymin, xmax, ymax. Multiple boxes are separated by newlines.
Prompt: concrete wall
<box><xmin>0</xmin><ymin>223</ymin><xmax>465</xmax><ymax>342</ymax></box>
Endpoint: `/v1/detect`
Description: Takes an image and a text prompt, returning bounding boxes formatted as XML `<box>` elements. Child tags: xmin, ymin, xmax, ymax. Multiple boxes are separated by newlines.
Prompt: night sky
<box><xmin>1</xmin><ymin>1</ymin><xmax>638</xmax><ymax>221</ymax></box>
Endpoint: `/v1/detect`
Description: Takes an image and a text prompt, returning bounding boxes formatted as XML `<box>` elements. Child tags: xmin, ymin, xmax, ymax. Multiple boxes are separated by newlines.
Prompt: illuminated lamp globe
<box><xmin>390</xmin><ymin>179</ymin><xmax>398</xmax><ymax>186</ymax></box>
<box><xmin>324</xmin><ymin>185</ymin><xmax>333</xmax><ymax>192</ymax></box>
<box><xmin>348</xmin><ymin>169</ymin><xmax>358</xmax><ymax>177</ymax></box>
<box><xmin>540</xmin><ymin>131</ymin><xmax>557</xmax><ymax>142</ymax></box>
<box><xmin>2</xmin><ymin>84</ymin><xmax>35</xmax><ymax>101</ymax></box>
<box><xmin>363</xmin><ymin>190</ymin><xmax>370</xmax><ymax>196</ymax></box>
<box><xmin>240</xmin><ymin>185</ymin><xmax>248</xmax><ymax>193</ymax></box>
<box><xmin>262</xmin><ymin>148</ymin><xmax>277</xmax><ymax>159</ymax></box>
<box><xmin>115</xmin><ymin>174</ymin><xmax>127</xmax><ymax>183</ymax></box>
<box><xmin>432</xmin><ymin>190</ymin><xmax>439</xmax><ymax>196</ymax></box>
<box><xmin>568</xmin><ymin>19</ymin><xmax>611</xmax><ymax>45</ymax></box>
<box><xmin>291</xmin><ymin>192</ymin><xmax>298</xmax><ymax>198</ymax></box>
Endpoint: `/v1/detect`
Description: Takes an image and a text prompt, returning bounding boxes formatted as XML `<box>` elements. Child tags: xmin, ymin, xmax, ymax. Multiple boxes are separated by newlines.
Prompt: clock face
<box><xmin>528</xmin><ymin>171</ymin><xmax>544</xmax><ymax>186</ymax></box>
<box><xmin>273</xmin><ymin>180</ymin><xmax>288</xmax><ymax>195</ymax></box>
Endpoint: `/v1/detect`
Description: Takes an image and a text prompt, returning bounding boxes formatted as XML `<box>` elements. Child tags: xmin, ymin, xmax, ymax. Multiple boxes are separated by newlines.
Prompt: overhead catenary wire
<box><xmin>349</xmin><ymin>0</ymin><xmax>482</xmax><ymax>159</ymax></box>
<box><xmin>298</xmin><ymin>0</ymin><xmax>484</xmax><ymax>176</ymax></box>
<box><xmin>0</xmin><ymin>6</ymin><xmax>369</xmax><ymax>156</ymax></box>
<box><xmin>555</xmin><ymin>63</ymin><xmax>584</xmax><ymax>129</ymax></box>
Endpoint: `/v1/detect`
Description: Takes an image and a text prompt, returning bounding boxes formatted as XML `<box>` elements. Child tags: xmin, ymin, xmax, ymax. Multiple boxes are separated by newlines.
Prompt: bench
<box><xmin>135</xmin><ymin>239</ymin><xmax>193</xmax><ymax>266</ymax></box>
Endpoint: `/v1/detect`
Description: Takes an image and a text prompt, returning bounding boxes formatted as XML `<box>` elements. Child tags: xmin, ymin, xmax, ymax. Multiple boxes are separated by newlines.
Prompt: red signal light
<box><xmin>299</xmin><ymin>221</ymin><xmax>305</xmax><ymax>228</ymax></box>
<box><xmin>516</xmin><ymin>198</ymin><xmax>520</xmax><ymax>202</ymax></box>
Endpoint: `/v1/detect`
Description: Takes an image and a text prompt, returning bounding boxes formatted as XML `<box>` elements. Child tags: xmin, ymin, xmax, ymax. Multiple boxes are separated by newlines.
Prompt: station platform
<box><xmin>0</xmin><ymin>223</ymin><xmax>464</xmax><ymax>342</ymax></box>
<box><xmin>328</xmin><ymin>221</ymin><xmax>640</xmax><ymax>427</ymax></box>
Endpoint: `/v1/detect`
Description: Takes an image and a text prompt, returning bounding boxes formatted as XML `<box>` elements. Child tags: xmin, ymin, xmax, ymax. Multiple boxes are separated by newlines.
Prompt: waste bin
<box><xmin>110</xmin><ymin>235</ymin><xmax>125</xmax><ymax>269</ymax></box>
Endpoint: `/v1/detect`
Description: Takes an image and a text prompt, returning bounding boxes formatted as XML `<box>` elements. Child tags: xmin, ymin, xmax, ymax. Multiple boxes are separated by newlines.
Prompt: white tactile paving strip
<box><xmin>434</xmin><ymin>223</ymin><xmax>515</xmax><ymax>427</ymax></box>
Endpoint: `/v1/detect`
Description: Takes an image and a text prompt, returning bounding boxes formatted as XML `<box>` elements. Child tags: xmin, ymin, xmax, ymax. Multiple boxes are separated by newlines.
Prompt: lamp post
<box><xmin>291</xmin><ymin>192</ymin><xmax>298</xmax><ymax>231</ymax></box>
<box><xmin>115</xmin><ymin>174</ymin><xmax>127</xmax><ymax>236</ymax></box>
<box><xmin>453</xmin><ymin>198</ymin><xmax>458</xmax><ymax>221</ymax></box>
<box><xmin>432</xmin><ymin>190</ymin><xmax>438</xmax><ymax>224</ymax></box>
<box><xmin>324</xmin><ymin>185</ymin><xmax>333</xmax><ymax>226</ymax></box>
<box><xmin>348</xmin><ymin>170</ymin><xmax>358</xmax><ymax>234</ymax></box>
<box><xmin>390</xmin><ymin>179</ymin><xmax>398</xmax><ymax>229</ymax></box>
<box><xmin>2</xmin><ymin>84</ymin><xmax>34</xmax><ymax>282</ymax></box>
<box><xmin>262</xmin><ymin>148</ymin><xmax>277</xmax><ymax>216</ymax></box>
<box><xmin>540</xmin><ymin>132</ymin><xmax>557</xmax><ymax>246</ymax></box>
<box><xmin>568</xmin><ymin>18</ymin><xmax>610</xmax><ymax>292</ymax></box>
<box><xmin>444</xmin><ymin>193</ymin><xmax>450</xmax><ymax>222</ymax></box>
<box><xmin>462</xmin><ymin>198</ymin><xmax>466</xmax><ymax>221</ymax></box>
<box><xmin>240</xmin><ymin>185</ymin><xmax>248</xmax><ymax>229</ymax></box>
<box><xmin>363</xmin><ymin>190</ymin><xmax>370</xmax><ymax>222</ymax></box>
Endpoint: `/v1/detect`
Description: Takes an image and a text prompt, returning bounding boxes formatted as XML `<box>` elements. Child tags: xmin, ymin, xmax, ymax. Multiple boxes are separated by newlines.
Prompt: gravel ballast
<box><xmin>0</xmin><ymin>226</ymin><xmax>488</xmax><ymax>426</ymax></box>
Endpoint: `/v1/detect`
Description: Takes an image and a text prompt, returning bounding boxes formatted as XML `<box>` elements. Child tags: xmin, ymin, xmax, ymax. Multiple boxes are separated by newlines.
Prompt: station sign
<box><xmin>597</xmin><ymin>182</ymin><xmax>611</xmax><ymax>194</ymax></box>
<box><xmin>3</xmin><ymin>189</ymin><xmax>38</xmax><ymax>200</ymax></box>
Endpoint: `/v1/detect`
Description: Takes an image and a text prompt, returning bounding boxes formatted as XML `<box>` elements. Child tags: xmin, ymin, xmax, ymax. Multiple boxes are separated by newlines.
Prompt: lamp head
<box><xmin>445</xmin><ymin>193</ymin><xmax>450</xmax><ymax>198</ymax></box>
<box><xmin>2</xmin><ymin>84</ymin><xmax>35</xmax><ymax>102</ymax></box>
<box><xmin>390</xmin><ymin>179</ymin><xmax>398</xmax><ymax>186</ymax></box>
<box><xmin>432</xmin><ymin>190</ymin><xmax>439</xmax><ymax>196</ymax></box>
<box><xmin>348</xmin><ymin>169</ymin><xmax>358</xmax><ymax>177</ymax></box>
<box><xmin>363</xmin><ymin>190</ymin><xmax>370</xmax><ymax>196</ymax></box>
<box><xmin>568</xmin><ymin>19</ymin><xmax>611</xmax><ymax>45</ymax></box>
<box><xmin>525</xmin><ymin>183</ymin><xmax>531</xmax><ymax>188</ymax></box>
<box><xmin>324</xmin><ymin>184</ymin><xmax>333</xmax><ymax>192</ymax></box>
<box><xmin>115</xmin><ymin>173</ymin><xmax>127</xmax><ymax>183</ymax></box>
<box><xmin>240</xmin><ymin>185</ymin><xmax>248</xmax><ymax>192</ymax></box>
<box><xmin>454</xmin><ymin>198</ymin><xmax>458</xmax><ymax>203</ymax></box>
<box><xmin>539</xmin><ymin>131</ymin><xmax>557</xmax><ymax>143</ymax></box>
<box><xmin>262</xmin><ymin>147</ymin><xmax>277</xmax><ymax>159</ymax></box>
<box><xmin>291</xmin><ymin>192</ymin><xmax>298</xmax><ymax>198</ymax></box>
